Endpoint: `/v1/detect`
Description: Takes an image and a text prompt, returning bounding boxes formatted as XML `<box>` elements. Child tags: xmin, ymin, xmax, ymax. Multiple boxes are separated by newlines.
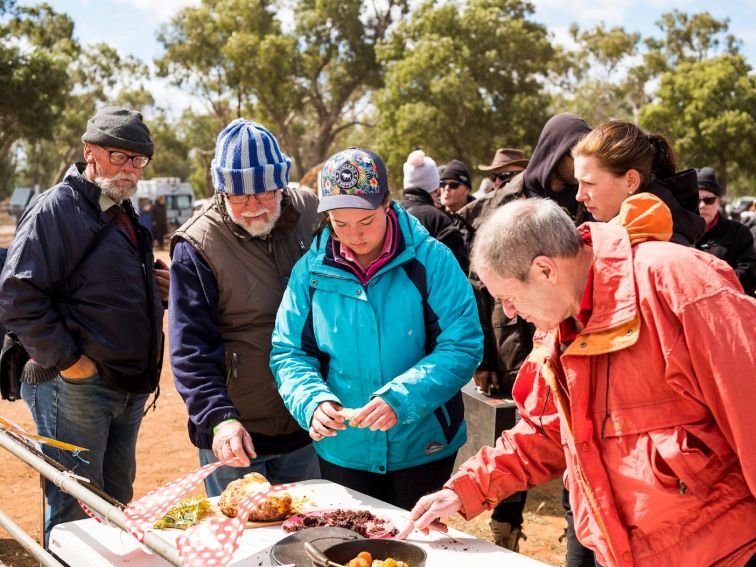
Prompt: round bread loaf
<box><xmin>218</xmin><ymin>472</ymin><xmax>293</xmax><ymax>520</ymax></box>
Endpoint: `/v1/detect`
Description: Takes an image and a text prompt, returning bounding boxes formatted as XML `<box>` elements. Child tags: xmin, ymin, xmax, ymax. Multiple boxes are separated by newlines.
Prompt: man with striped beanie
<box><xmin>168</xmin><ymin>119</ymin><xmax>321</xmax><ymax>495</ymax></box>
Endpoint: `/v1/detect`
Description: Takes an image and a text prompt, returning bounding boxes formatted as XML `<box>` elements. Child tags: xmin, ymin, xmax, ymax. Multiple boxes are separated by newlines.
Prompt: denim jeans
<box><xmin>562</xmin><ymin>486</ymin><xmax>601</xmax><ymax>567</ymax></box>
<box><xmin>199</xmin><ymin>442</ymin><xmax>320</xmax><ymax>497</ymax></box>
<box><xmin>21</xmin><ymin>374</ymin><xmax>148</xmax><ymax>546</ymax></box>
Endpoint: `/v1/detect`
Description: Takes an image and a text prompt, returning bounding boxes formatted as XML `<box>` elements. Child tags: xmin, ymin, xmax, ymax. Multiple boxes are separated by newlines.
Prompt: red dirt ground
<box><xmin>0</xmin><ymin>229</ymin><xmax>568</xmax><ymax>566</ymax></box>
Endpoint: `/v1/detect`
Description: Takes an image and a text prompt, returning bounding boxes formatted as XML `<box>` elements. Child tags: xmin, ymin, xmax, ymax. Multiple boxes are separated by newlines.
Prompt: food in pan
<box><xmin>347</xmin><ymin>552</ymin><xmax>408</xmax><ymax>567</ymax></box>
<box><xmin>217</xmin><ymin>472</ymin><xmax>292</xmax><ymax>521</ymax></box>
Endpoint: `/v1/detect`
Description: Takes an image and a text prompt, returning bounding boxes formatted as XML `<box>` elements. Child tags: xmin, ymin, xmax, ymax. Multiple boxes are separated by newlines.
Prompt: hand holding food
<box><xmin>309</xmin><ymin>401</ymin><xmax>347</xmax><ymax>441</ymax></box>
<box><xmin>349</xmin><ymin>397</ymin><xmax>398</xmax><ymax>431</ymax></box>
<box><xmin>473</xmin><ymin>369</ymin><xmax>500</xmax><ymax>396</ymax></box>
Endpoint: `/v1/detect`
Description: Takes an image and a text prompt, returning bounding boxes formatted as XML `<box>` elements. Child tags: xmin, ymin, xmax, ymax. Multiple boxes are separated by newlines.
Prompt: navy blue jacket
<box><xmin>0</xmin><ymin>164</ymin><xmax>164</xmax><ymax>394</ymax></box>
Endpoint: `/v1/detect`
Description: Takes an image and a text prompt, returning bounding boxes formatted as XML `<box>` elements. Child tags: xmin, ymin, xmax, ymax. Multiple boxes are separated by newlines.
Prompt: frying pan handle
<box><xmin>309</xmin><ymin>535</ymin><xmax>360</xmax><ymax>544</ymax></box>
<box><xmin>304</xmin><ymin>541</ymin><xmax>345</xmax><ymax>567</ymax></box>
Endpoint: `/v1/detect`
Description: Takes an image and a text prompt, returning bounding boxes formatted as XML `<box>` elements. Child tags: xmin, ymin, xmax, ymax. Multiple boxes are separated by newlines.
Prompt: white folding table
<box><xmin>49</xmin><ymin>479</ymin><xmax>549</xmax><ymax>566</ymax></box>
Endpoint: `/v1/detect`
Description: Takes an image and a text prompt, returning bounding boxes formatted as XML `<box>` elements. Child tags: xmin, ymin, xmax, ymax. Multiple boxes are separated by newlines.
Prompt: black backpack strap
<box><xmin>71</xmin><ymin>212</ymin><xmax>119</xmax><ymax>275</ymax></box>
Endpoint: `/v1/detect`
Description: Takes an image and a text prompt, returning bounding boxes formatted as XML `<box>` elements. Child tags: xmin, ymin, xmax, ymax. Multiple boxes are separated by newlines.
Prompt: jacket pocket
<box><xmin>647</xmin><ymin>423</ymin><xmax>733</xmax><ymax>496</ymax></box>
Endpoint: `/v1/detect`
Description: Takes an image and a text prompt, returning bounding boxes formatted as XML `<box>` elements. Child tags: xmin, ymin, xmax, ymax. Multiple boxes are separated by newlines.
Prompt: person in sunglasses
<box><xmin>399</xmin><ymin>149</ymin><xmax>468</xmax><ymax>271</ymax></box>
<box><xmin>480</xmin><ymin>148</ymin><xmax>530</xmax><ymax>192</ymax></box>
<box><xmin>573</xmin><ymin>120</ymin><xmax>705</xmax><ymax>246</ymax></box>
<box><xmin>0</xmin><ymin>106</ymin><xmax>168</xmax><ymax>545</ymax></box>
<box><xmin>695</xmin><ymin>167</ymin><xmax>756</xmax><ymax>295</ymax></box>
<box><xmin>439</xmin><ymin>160</ymin><xmax>475</xmax><ymax>214</ymax></box>
<box><xmin>168</xmin><ymin>119</ymin><xmax>321</xmax><ymax>497</ymax></box>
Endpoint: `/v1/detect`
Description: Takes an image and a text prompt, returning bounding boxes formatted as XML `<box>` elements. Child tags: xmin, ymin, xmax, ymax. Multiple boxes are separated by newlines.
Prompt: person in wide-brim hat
<box><xmin>479</xmin><ymin>148</ymin><xmax>529</xmax><ymax>191</ymax></box>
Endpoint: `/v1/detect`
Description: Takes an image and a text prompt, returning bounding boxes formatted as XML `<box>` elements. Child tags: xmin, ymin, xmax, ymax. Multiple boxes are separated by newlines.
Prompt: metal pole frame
<box><xmin>0</xmin><ymin>427</ymin><xmax>181</xmax><ymax>566</ymax></box>
<box><xmin>0</xmin><ymin>507</ymin><xmax>64</xmax><ymax>567</ymax></box>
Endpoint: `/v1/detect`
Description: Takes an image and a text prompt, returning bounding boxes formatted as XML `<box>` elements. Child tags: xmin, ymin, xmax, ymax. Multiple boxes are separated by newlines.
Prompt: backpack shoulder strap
<box><xmin>69</xmin><ymin>212</ymin><xmax>119</xmax><ymax>277</ymax></box>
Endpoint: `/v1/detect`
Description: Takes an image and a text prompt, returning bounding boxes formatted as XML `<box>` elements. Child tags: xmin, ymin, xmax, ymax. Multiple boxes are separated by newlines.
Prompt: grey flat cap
<box><xmin>81</xmin><ymin>106</ymin><xmax>154</xmax><ymax>156</ymax></box>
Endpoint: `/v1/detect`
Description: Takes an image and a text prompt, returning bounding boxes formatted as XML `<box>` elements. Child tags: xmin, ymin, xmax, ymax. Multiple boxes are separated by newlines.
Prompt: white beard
<box><xmin>225</xmin><ymin>192</ymin><xmax>282</xmax><ymax>238</ymax></box>
<box><xmin>95</xmin><ymin>172</ymin><xmax>138</xmax><ymax>203</ymax></box>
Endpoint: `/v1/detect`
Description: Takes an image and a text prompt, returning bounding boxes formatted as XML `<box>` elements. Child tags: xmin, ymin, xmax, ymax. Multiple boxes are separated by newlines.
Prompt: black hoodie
<box><xmin>644</xmin><ymin>169</ymin><xmax>706</xmax><ymax>245</ymax></box>
<box><xmin>523</xmin><ymin>112</ymin><xmax>592</xmax><ymax>222</ymax></box>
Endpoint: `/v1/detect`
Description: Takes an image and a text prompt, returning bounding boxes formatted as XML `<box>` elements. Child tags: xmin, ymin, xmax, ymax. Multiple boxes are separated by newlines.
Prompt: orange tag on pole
<box><xmin>0</xmin><ymin>416</ymin><xmax>89</xmax><ymax>452</ymax></box>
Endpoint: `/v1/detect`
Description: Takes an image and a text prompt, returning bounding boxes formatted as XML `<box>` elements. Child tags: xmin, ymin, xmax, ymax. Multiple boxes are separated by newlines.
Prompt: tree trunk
<box><xmin>52</xmin><ymin>147</ymin><xmax>80</xmax><ymax>185</ymax></box>
<box><xmin>0</xmin><ymin>137</ymin><xmax>15</xmax><ymax>165</ymax></box>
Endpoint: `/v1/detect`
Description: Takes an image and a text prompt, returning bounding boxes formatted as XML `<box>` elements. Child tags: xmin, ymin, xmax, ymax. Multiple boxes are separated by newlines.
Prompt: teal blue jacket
<box><xmin>270</xmin><ymin>203</ymin><xmax>482</xmax><ymax>473</ymax></box>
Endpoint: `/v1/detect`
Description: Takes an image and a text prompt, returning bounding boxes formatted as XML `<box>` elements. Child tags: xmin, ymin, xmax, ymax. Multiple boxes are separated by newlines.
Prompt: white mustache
<box><xmin>241</xmin><ymin>210</ymin><xmax>268</xmax><ymax>218</ymax></box>
<box><xmin>111</xmin><ymin>172</ymin><xmax>138</xmax><ymax>183</ymax></box>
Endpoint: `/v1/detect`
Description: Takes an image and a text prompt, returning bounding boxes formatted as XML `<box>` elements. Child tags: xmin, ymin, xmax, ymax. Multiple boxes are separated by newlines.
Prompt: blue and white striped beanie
<box><xmin>211</xmin><ymin>119</ymin><xmax>292</xmax><ymax>195</ymax></box>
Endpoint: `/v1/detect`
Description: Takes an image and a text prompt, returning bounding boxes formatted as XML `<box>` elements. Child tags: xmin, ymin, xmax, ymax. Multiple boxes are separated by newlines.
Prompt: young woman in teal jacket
<box><xmin>270</xmin><ymin>148</ymin><xmax>482</xmax><ymax>510</ymax></box>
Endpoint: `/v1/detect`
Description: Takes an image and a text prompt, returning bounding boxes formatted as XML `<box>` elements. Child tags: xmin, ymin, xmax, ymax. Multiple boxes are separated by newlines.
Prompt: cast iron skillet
<box><xmin>271</xmin><ymin>527</ymin><xmax>362</xmax><ymax>566</ymax></box>
<box><xmin>305</xmin><ymin>538</ymin><xmax>427</xmax><ymax>567</ymax></box>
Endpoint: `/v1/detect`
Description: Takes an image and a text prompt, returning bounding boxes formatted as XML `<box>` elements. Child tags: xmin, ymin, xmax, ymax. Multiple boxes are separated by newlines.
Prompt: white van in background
<box><xmin>131</xmin><ymin>177</ymin><xmax>195</xmax><ymax>229</ymax></box>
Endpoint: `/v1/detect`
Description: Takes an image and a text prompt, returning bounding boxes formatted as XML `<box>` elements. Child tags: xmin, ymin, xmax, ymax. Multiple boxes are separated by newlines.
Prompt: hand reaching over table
<box><xmin>397</xmin><ymin>488</ymin><xmax>462</xmax><ymax>539</ymax></box>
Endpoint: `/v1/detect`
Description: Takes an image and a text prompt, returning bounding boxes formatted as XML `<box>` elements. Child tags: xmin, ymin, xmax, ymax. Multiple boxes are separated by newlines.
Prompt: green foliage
<box><xmin>0</xmin><ymin>3</ymin><xmax>76</xmax><ymax>175</ymax></box>
<box><xmin>552</xmin><ymin>22</ymin><xmax>648</xmax><ymax>126</ymax></box>
<box><xmin>374</xmin><ymin>0</ymin><xmax>553</xmax><ymax>184</ymax></box>
<box><xmin>157</xmin><ymin>0</ymin><xmax>407</xmax><ymax>177</ymax></box>
<box><xmin>180</xmin><ymin>110</ymin><xmax>226</xmax><ymax>197</ymax></box>
<box><xmin>640</xmin><ymin>54</ymin><xmax>756</xmax><ymax>195</ymax></box>
<box><xmin>143</xmin><ymin>113</ymin><xmax>192</xmax><ymax>183</ymax></box>
<box><xmin>15</xmin><ymin>42</ymin><xmax>154</xmax><ymax>188</ymax></box>
<box><xmin>2</xmin><ymin>1</ymin><xmax>755</xmax><ymax>200</ymax></box>
<box><xmin>644</xmin><ymin>10</ymin><xmax>740</xmax><ymax>73</ymax></box>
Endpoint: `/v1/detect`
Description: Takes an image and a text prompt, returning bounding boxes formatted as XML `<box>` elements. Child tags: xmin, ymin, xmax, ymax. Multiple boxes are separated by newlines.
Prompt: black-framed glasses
<box><xmin>226</xmin><ymin>191</ymin><xmax>279</xmax><ymax>204</ymax></box>
<box><xmin>699</xmin><ymin>196</ymin><xmax>718</xmax><ymax>206</ymax></box>
<box><xmin>441</xmin><ymin>181</ymin><xmax>462</xmax><ymax>190</ymax></box>
<box><xmin>492</xmin><ymin>171</ymin><xmax>518</xmax><ymax>183</ymax></box>
<box><xmin>106</xmin><ymin>149</ymin><xmax>150</xmax><ymax>169</ymax></box>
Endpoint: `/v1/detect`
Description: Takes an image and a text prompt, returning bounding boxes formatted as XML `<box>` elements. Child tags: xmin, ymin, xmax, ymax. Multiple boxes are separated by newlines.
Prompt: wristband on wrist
<box><xmin>212</xmin><ymin>418</ymin><xmax>239</xmax><ymax>435</ymax></box>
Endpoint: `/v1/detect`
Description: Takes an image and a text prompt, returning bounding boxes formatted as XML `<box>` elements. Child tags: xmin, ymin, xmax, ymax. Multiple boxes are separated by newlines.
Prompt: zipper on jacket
<box><xmin>226</xmin><ymin>352</ymin><xmax>238</xmax><ymax>386</ymax></box>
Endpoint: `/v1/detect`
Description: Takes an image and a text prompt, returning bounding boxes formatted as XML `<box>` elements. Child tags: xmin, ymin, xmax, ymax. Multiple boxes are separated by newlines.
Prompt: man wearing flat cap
<box><xmin>695</xmin><ymin>166</ymin><xmax>756</xmax><ymax>295</ymax></box>
<box><xmin>0</xmin><ymin>106</ymin><xmax>168</xmax><ymax>544</ymax></box>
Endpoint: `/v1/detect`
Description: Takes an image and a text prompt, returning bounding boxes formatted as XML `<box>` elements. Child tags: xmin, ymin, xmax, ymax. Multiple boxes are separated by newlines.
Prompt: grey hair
<box><xmin>472</xmin><ymin>198</ymin><xmax>581</xmax><ymax>281</ymax></box>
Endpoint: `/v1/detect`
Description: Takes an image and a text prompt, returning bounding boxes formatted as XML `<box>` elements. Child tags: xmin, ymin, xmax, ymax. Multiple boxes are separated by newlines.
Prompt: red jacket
<box><xmin>448</xmin><ymin>211</ymin><xmax>756</xmax><ymax>566</ymax></box>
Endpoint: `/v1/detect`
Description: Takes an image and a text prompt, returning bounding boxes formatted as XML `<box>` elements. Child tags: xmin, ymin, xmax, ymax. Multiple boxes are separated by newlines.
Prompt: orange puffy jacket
<box><xmin>447</xmin><ymin>196</ymin><xmax>756</xmax><ymax>566</ymax></box>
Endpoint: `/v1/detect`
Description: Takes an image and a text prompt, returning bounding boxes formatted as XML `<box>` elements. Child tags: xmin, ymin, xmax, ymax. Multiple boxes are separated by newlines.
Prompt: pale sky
<box><xmin>16</xmin><ymin>0</ymin><xmax>756</xmax><ymax>114</ymax></box>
